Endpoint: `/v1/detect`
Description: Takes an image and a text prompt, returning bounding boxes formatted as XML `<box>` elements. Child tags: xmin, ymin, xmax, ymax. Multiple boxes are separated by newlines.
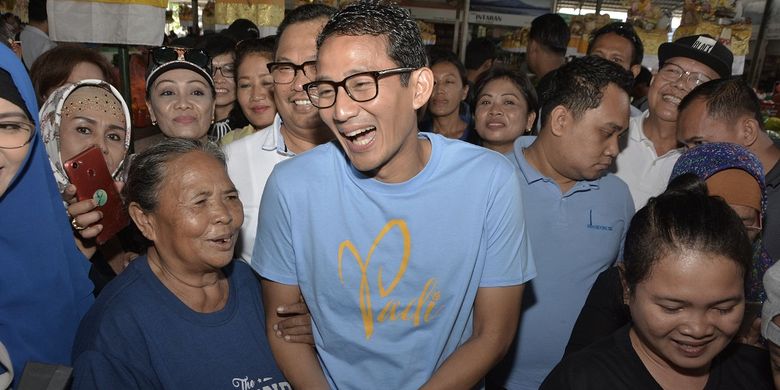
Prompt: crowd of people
<box><xmin>1</xmin><ymin>0</ymin><xmax>779</xmax><ymax>389</ymax></box>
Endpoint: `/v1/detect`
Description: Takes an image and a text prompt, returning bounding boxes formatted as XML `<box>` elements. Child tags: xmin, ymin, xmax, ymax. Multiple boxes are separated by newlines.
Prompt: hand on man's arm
<box><xmin>421</xmin><ymin>284</ymin><xmax>525</xmax><ymax>390</ymax></box>
<box><xmin>261</xmin><ymin>279</ymin><xmax>329</xmax><ymax>390</ymax></box>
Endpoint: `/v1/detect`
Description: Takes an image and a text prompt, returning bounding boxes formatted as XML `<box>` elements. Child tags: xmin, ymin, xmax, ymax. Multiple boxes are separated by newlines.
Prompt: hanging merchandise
<box><xmin>417</xmin><ymin>20</ymin><xmax>436</xmax><ymax>45</ymax></box>
<box><xmin>567</xmin><ymin>13</ymin><xmax>611</xmax><ymax>55</ymax></box>
<box><xmin>501</xmin><ymin>26</ymin><xmax>529</xmax><ymax>53</ymax></box>
<box><xmin>48</xmin><ymin>0</ymin><xmax>167</xmax><ymax>45</ymax></box>
<box><xmin>674</xmin><ymin>0</ymin><xmax>751</xmax><ymax>74</ymax></box>
<box><xmin>624</xmin><ymin>0</ymin><xmax>673</xmax><ymax>71</ymax></box>
<box><xmin>202</xmin><ymin>0</ymin><xmax>216</xmax><ymax>30</ymax></box>
<box><xmin>214</xmin><ymin>0</ymin><xmax>284</xmax><ymax>30</ymax></box>
<box><xmin>178</xmin><ymin>3</ymin><xmax>192</xmax><ymax>27</ymax></box>
<box><xmin>1</xmin><ymin>0</ymin><xmax>28</xmax><ymax>22</ymax></box>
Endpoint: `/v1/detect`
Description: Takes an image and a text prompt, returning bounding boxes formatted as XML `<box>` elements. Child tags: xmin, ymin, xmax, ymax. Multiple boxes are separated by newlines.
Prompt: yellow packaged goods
<box><xmin>636</xmin><ymin>29</ymin><xmax>668</xmax><ymax>55</ymax></box>
<box><xmin>673</xmin><ymin>21</ymin><xmax>751</xmax><ymax>56</ymax></box>
<box><xmin>501</xmin><ymin>27</ymin><xmax>529</xmax><ymax>52</ymax></box>
<box><xmin>568</xmin><ymin>14</ymin><xmax>610</xmax><ymax>54</ymax></box>
<box><xmin>214</xmin><ymin>0</ymin><xmax>284</xmax><ymax>28</ymax></box>
<box><xmin>417</xmin><ymin>20</ymin><xmax>436</xmax><ymax>45</ymax></box>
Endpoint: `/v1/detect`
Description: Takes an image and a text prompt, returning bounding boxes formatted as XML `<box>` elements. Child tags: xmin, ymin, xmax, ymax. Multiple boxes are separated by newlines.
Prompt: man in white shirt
<box><xmin>19</xmin><ymin>0</ymin><xmax>56</xmax><ymax>69</ymax></box>
<box><xmin>613</xmin><ymin>34</ymin><xmax>733</xmax><ymax>209</ymax></box>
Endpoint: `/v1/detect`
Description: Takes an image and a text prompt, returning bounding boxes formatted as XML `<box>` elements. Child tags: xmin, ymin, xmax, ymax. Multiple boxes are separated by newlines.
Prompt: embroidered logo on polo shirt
<box><xmin>692</xmin><ymin>36</ymin><xmax>717</xmax><ymax>53</ymax></box>
<box><xmin>586</xmin><ymin>209</ymin><xmax>614</xmax><ymax>231</ymax></box>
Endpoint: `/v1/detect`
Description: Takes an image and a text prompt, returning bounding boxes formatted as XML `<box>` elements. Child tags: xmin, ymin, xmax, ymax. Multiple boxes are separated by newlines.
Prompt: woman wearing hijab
<box><xmin>40</xmin><ymin>80</ymin><xmax>137</xmax><ymax>289</ymax></box>
<box><xmin>0</xmin><ymin>45</ymin><xmax>93</xmax><ymax>387</ymax></box>
<box><xmin>564</xmin><ymin>142</ymin><xmax>768</xmax><ymax>356</ymax></box>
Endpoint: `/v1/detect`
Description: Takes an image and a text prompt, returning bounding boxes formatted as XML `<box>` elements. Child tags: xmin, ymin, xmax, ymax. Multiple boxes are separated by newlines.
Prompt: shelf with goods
<box><xmin>399</xmin><ymin>1</ymin><xmax>463</xmax><ymax>54</ymax></box>
<box><xmin>557</xmin><ymin>0</ymin><xmax>765</xmax><ymax>76</ymax></box>
<box><xmin>465</xmin><ymin>11</ymin><xmax>539</xmax><ymax>70</ymax></box>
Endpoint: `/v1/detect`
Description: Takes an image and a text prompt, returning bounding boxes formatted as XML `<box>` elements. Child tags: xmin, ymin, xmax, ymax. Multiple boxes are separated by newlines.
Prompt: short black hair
<box><xmin>465</xmin><ymin>37</ymin><xmax>497</xmax><ymax>70</ymax></box>
<box><xmin>678</xmin><ymin>77</ymin><xmax>763</xmax><ymax>127</ymax></box>
<box><xmin>317</xmin><ymin>0</ymin><xmax>426</xmax><ymax>86</ymax></box>
<box><xmin>539</xmin><ymin>55</ymin><xmax>634</xmax><ymax>128</ymax></box>
<box><xmin>623</xmin><ymin>186</ymin><xmax>752</xmax><ymax>293</ymax></box>
<box><xmin>587</xmin><ymin>22</ymin><xmax>644</xmax><ymax>67</ymax></box>
<box><xmin>235</xmin><ymin>36</ymin><xmax>275</xmax><ymax>74</ymax></box>
<box><xmin>275</xmin><ymin>3</ymin><xmax>337</xmax><ymax>58</ymax></box>
<box><xmin>428</xmin><ymin>47</ymin><xmax>467</xmax><ymax>87</ymax></box>
<box><xmin>529</xmin><ymin>13</ymin><xmax>569</xmax><ymax>56</ymax></box>
<box><xmin>28</xmin><ymin>0</ymin><xmax>47</xmax><ymax>22</ymax></box>
<box><xmin>195</xmin><ymin>34</ymin><xmax>236</xmax><ymax>61</ymax></box>
<box><xmin>635</xmin><ymin>66</ymin><xmax>652</xmax><ymax>86</ymax></box>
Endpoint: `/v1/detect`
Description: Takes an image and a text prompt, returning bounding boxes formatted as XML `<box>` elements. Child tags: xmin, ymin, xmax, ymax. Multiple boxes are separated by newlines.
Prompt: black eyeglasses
<box><xmin>212</xmin><ymin>63</ymin><xmax>235</xmax><ymax>78</ymax></box>
<box><xmin>150</xmin><ymin>46</ymin><xmax>211</xmax><ymax>71</ymax></box>
<box><xmin>303</xmin><ymin>67</ymin><xmax>417</xmax><ymax>109</ymax></box>
<box><xmin>266</xmin><ymin>61</ymin><xmax>317</xmax><ymax>84</ymax></box>
<box><xmin>0</xmin><ymin>120</ymin><xmax>34</xmax><ymax>149</ymax></box>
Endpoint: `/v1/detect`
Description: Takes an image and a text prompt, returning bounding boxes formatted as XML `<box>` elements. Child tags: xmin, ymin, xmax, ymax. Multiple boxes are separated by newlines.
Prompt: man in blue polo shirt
<box><xmin>489</xmin><ymin>56</ymin><xmax>636</xmax><ymax>389</ymax></box>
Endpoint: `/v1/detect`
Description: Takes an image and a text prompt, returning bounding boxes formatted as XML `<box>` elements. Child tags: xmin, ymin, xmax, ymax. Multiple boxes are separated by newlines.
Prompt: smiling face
<box><xmin>553</xmin><ymin>83</ymin><xmax>629</xmax><ymax>181</ymax></box>
<box><xmin>429</xmin><ymin>61</ymin><xmax>467</xmax><ymax>118</ymax></box>
<box><xmin>316</xmin><ymin>34</ymin><xmax>431</xmax><ymax>183</ymax></box>
<box><xmin>474</xmin><ymin>77</ymin><xmax>535</xmax><ymax>153</ymax></box>
<box><xmin>237</xmin><ymin>53</ymin><xmax>275</xmax><ymax>129</ymax></box>
<box><xmin>58</xmin><ymin>86</ymin><xmax>127</xmax><ymax>174</ymax></box>
<box><xmin>629</xmin><ymin>250</ymin><xmax>744</xmax><ymax>376</ymax></box>
<box><xmin>211</xmin><ymin>53</ymin><xmax>236</xmax><ymax>111</ymax></box>
<box><xmin>141</xmin><ymin>151</ymin><xmax>243</xmax><ymax>272</ymax></box>
<box><xmin>647</xmin><ymin>57</ymin><xmax>719</xmax><ymax>124</ymax></box>
<box><xmin>146</xmin><ymin>68</ymin><xmax>215</xmax><ymax>140</ymax></box>
<box><xmin>0</xmin><ymin>97</ymin><xmax>32</xmax><ymax>198</ymax></box>
<box><xmin>273</xmin><ymin>18</ymin><xmax>327</xmax><ymax>134</ymax></box>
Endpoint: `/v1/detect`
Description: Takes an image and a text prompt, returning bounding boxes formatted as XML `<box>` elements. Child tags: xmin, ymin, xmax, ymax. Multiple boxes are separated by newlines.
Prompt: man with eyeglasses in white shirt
<box><xmin>613</xmin><ymin>34</ymin><xmax>733</xmax><ymax>210</ymax></box>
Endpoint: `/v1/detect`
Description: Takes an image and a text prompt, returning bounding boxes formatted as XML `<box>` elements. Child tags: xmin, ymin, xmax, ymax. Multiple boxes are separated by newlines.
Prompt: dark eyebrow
<box><xmin>71</xmin><ymin>115</ymin><xmax>127</xmax><ymax>133</ymax></box>
<box><xmin>0</xmin><ymin>112</ymin><xmax>29</xmax><ymax>121</ymax></box>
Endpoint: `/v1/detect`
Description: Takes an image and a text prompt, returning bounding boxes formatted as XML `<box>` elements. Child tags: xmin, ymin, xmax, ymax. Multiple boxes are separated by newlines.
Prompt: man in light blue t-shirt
<box><xmin>252</xmin><ymin>1</ymin><xmax>535</xmax><ymax>389</ymax></box>
<box><xmin>489</xmin><ymin>56</ymin><xmax>636</xmax><ymax>389</ymax></box>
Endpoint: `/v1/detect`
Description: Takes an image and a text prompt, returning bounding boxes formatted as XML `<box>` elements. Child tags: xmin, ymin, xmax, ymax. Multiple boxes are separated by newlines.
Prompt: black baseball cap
<box><xmin>223</xmin><ymin>19</ymin><xmax>260</xmax><ymax>42</ymax></box>
<box><xmin>658</xmin><ymin>34</ymin><xmax>734</xmax><ymax>79</ymax></box>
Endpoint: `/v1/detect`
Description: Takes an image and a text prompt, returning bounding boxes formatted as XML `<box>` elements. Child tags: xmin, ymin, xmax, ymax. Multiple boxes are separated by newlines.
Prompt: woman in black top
<box><xmin>542</xmin><ymin>188</ymin><xmax>772</xmax><ymax>389</ymax></box>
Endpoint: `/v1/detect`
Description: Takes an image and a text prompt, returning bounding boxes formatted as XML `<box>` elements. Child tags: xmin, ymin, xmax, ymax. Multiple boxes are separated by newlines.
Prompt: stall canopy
<box><xmin>49</xmin><ymin>0</ymin><xmax>167</xmax><ymax>45</ymax></box>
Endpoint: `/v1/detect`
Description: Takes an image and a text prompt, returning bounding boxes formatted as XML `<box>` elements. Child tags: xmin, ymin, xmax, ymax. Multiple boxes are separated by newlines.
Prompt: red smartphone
<box><xmin>63</xmin><ymin>146</ymin><xmax>129</xmax><ymax>245</ymax></box>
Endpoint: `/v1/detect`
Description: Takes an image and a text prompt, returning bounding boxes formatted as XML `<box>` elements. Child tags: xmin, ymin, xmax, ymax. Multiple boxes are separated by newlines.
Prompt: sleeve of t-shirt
<box><xmin>479</xmin><ymin>161</ymin><xmax>537</xmax><ymax>287</ymax></box>
<box><xmin>250</xmin><ymin>169</ymin><xmax>298</xmax><ymax>285</ymax></box>
<box><xmin>71</xmin><ymin>350</ymin><xmax>156</xmax><ymax>389</ymax></box>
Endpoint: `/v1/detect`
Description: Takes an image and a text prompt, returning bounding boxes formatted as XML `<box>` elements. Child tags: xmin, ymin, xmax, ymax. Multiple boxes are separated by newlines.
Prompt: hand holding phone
<box><xmin>63</xmin><ymin>146</ymin><xmax>129</xmax><ymax>245</ymax></box>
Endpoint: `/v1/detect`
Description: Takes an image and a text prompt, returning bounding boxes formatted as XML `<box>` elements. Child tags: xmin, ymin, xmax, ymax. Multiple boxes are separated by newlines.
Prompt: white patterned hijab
<box><xmin>39</xmin><ymin>80</ymin><xmax>132</xmax><ymax>192</ymax></box>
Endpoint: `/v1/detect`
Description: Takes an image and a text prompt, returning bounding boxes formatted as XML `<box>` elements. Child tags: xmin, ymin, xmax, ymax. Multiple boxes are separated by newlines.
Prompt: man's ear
<box><xmin>548</xmin><ymin>105</ymin><xmax>570</xmax><ymax>137</ymax></box>
<box><xmin>412</xmin><ymin>67</ymin><xmax>434</xmax><ymax>110</ymax></box>
<box><xmin>740</xmin><ymin>116</ymin><xmax>760</xmax><ymax>147</ymax></box>
<box><xmin>630</xmin><ymin>64</ymin><xmax>641</xmax><ymax>78</ymax></box>
<box><xmin>128</xmin><ymin>202</ymin><xmax>157</xmax><ymax>242</ymax></box>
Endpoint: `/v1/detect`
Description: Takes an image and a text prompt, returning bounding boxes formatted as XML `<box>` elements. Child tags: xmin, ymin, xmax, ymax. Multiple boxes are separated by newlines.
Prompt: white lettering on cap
<box><xmin>691</xmin><ymin>36</ymin><xmax>717</xmax><ymax>53</ymax></box>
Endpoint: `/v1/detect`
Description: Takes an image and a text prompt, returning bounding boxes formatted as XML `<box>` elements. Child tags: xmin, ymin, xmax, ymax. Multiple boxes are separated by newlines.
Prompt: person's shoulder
<box><xmin>597</xmin><ymin>173</ymin><xmax>632</xmax><ymax>196</ymax></box>
<box><xmin>542</xmin><ymin>330</ymin><xmax>637</xmax><ymax>389</ymax></box>
<box><xmin>223</xmin><ymin>125</ymin><xmax>272</xmax><ymax>154</ymax></box>
<box><xmin>432</xmin><ymin>134</ymin><xmax>516</xmax><ymax>175</ymax></box>
<box><xmin>714</xmin><ymin>343</ymin><xmax>773</xmax><ymax>388</ymax></box>
<box><xmin>85</xmin><ymin>259</ymin><xmax>157</xmax><ymax>321</ymax></box>
<box><xmin>273</xmin><ymin>141</ymin><xmax>341</xmax><ymax>175</ymax></box>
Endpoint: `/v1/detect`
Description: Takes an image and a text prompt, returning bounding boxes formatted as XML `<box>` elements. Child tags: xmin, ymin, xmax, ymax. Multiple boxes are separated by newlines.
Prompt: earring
<box><xmin>151</xmin><ymin>120</ymin><xmax>157</xmax><ymax>127</ymax></box>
